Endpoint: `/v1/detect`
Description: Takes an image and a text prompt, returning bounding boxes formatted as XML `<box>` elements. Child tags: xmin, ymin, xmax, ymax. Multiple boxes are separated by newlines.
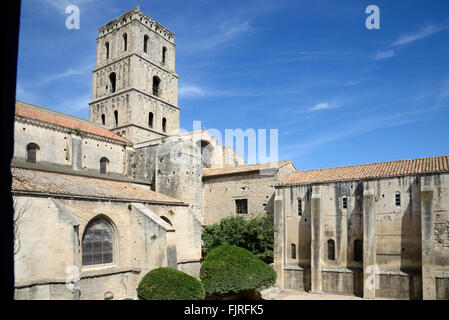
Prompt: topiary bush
<box><xmin>137</xmin><ymin>267</ymin><xmax>205</xmax><ymax>300</ymax></box>
<box><xmin>200</xmin><ymin>245</ymin><xmax>276</xmax><ymax>297</ymax></box>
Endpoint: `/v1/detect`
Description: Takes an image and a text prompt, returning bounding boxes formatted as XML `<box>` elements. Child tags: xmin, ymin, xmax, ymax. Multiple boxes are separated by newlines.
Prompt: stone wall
<box><xmin>13</xmin><ymin>195</ymin><xmax>186</xmax><ymax>300</ymax></box>
<box><xmin>202</xmin><ymin>163</ymin><xmax>295</xmax><ymax>226</ymax></box>
<box><xmin>275</xmin><ymin>173</ymin><xmax>449</xmax><ymax>299</ymax></box>
<box><xmin>14</xmin><ymin>119</ymin><xmax>128</xmax><ymax>175</ymax></box>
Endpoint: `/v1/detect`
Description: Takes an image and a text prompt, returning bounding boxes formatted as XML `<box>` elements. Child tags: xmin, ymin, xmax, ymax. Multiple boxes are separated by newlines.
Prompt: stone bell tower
<box><xmin>89</xmin><ymin>8</ymin><xmax>180</xmax><ymax>144</ymax></box>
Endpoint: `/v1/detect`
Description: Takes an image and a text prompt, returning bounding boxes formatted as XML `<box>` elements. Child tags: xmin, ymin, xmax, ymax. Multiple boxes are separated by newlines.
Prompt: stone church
<box><xmin>12</xmin><ymin>7</ymin><xmax>448</xmax><ymax>300</ymax></box>
<box><xmin>12</xmin><ymin>8</ymin><xmax>293</xmax><ymax>300</ymax></box>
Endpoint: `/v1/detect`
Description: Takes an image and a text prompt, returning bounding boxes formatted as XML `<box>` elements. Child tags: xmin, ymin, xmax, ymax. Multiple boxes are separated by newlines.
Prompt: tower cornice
<box><xmin>97</xmin><ymin>8</ymin><xmax>175</xmax><ymax>43</ymax></box>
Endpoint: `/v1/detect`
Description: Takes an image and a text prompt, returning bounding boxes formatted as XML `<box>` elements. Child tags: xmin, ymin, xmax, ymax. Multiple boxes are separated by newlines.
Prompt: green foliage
<box><xmin>137</xmin><ymin>267</ymin><xmax>205</xmax><ymax>300</ymax></box>
<box><xmin>202</xmin><ymin>215</ymin><xmax>274</xmax><ymax>263</ymax></box>
<box><xmin>150</xmin><ymin>234</ymin><xmax>157</xmax><ymax>240</ymax></box>
<box><xmin>127</xmin><ymin>204</ymin><xmax>132</xmax><ymax>210</ymax></box>
<box><xmin>200</xmin><ymin>245</ymin><xmax>276</xmax><ymax>296</ymax></box>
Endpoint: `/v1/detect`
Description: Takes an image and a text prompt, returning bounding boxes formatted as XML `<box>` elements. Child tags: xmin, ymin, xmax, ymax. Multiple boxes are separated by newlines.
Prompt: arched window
<box><xmin>82</xmin><ymin>218</ymin><xmax>114</xmax><ymax>266</ymax></box>
<box><xmin>200</xmin><ymin>140</ymin><xmax>212</xmax><ymax>168</ymax></box>
<box><xmin>143</xmin><ymin>35</ymin><xmax>149</xmax><ymax>53</ymax></box>
<box><xmin>26</xmin><ymin>143</ymin><xmax>39</xmax><ymax>163</ymax></box>
<box><xmin>114</xmin><ymin>110</ymin><xmax>118</xmax><ymax>127</ymax></box>
<box><xmin>354</xmin><ymin>239</ymin><xmax>363</xmax><ymax>262</ymax></box>
<box><xmin>327</xmin><ymin>239</ymin><xmax>335</xmax><ymax>261</ymax></box>
<box><xmin>148</xmin><ymin>112</ymin><xmax>153</xmax><ymax>129</ymax></box>
<box><xmin>162</xmin><ymin>117</ymin><xmax>167</xmax><ymax>133</ymax></box>
<box><xmin>152</xmin><ymin>76</ymin><xmax>161</xmax><ymax>97</ymax></box>
<box><xmin>122</xmin><ymin>33</ymin><xmax>127</xmax><ymax>52</ymax></box>
<box><xmin>100</xmin><ymin>157</ymin><xmax>109</xmax><ymax>174</ymax></box>
<box><xmin>105</xmin><ymin>42</ymin><xmax>110</xmax><ymax>59</ymax></box>
<box><xmin>109</xmin><ymin>72</ymin><xmax>116</xmax><ymax>93</ymax></box>
<box><xmin>291</xmin><ymin>243</ymin><xmax>296</xmax><ymax>259</ymax></box>
<box><xmin>101</xmin><ymin>114</ymin><xmax>106</xmax><ymax>125</ymax></box>
<box><xmin>162</xmin><ymin>46</ymin><xmax>167</xmax><ymax>64</ymax></box>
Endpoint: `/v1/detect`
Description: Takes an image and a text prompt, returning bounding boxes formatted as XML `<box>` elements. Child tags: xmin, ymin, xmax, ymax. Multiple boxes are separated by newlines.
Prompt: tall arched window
<box><xmin>82</xmin><ymin>218</ymin><xmax>114</xmax><ymax>266</ymax></box>
<box><xmin>122</xmin><ymin>33</ymin><xmax>127</xmax><ymax>52</ymax></box>
<box><xmin>109</xmin><ymin>72</ymin><xmax>116</xmax><ymax>93</ymax></box>
<box><xmin>105</xmin><ymin>42</ymin><xmax>110</xmax><ymax>59</ymax></box>
<box><xmin>291</xmin><ymin>243</ymin><xmax>296</xmax><ymax>259</ymax></box>
<box><xmin>162</xmin><ymin>46</ymin><xmax>167</xmax><ymax>64</ymax></box>
<box><xmin>101</xmin><ymin>114</ymin><xmax>106</xmax><ymax>125</ymax></box>
<box><xmin>354</xmin><ymin>239</ymin><xmax>363</xmax><ymax>262</ymax></box>
<box><xmin>148</xmin><ymin>112</ymin><xmax>153</xmax><ymax>129</ymax></box>
<box><xmin>327</xmin><ymin>239</ymin><xmax>335</xmax><ymax>261</ymax></box>
<box><xmin>200</xmin><ymin>140</ymin><xmax>212</xmax><ymax>168</ymax></box>
<box><xmin>100</xmin><ymin>157</ymin><xmax>109</xmax><ymax>174</ymax></box>
<box><xmin>143</xmin><ymin>35</ymin><xmax>149</xmax><ymax>53</ymax></box>
<box><xmin>26</xmin><ymin>143</ymin><xmax>39</xmax><ymax>163</ymax></box>
<box><xmin>114</xmin><ymin>110</ymin><xmax>118</xmax><ymax>127</ymax></box>
<box><xmin>152</xmin><ymin>76</ymin><xmax>161</xmax><ymax>97</ymax></box>
<box><xmin>162</xmin><ymin>117</ymin><xmax>167</xmax><ymax>133</ymax></box>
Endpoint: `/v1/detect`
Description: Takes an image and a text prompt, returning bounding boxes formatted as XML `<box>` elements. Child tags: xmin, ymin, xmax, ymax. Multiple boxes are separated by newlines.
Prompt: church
<box><xmin>12</xmin><ymin>7</ymin><xmax>449</xmax><ymax>300</ymax></box>
<box><xmin>12</xmin><ymin>7</ymin><xmax>293</xmax><ymax>300</ymax></box>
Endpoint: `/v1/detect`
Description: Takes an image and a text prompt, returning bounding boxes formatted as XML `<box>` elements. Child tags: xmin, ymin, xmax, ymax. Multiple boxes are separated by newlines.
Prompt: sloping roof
<box><xmin>280</xmin><ymin>155</ymin><xmax>449</xmax><ymax>186</ymax></box>
<box><xmin>11</xmin><ymin>167</ymin><xmax>185</xmax><ymax>205</ymax></box>
<box><xmin>203</xmin><ymin>160</ymin><xmax>294</xmax><ymax>178</ymax></box>
<box><xmin>15</xmin><ymin>101</ymin><xmax>128</xmax><ymax>143</ymax></box>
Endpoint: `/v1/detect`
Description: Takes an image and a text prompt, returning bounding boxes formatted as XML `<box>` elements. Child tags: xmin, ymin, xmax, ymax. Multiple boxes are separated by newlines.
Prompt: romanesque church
<box><xmin>12</xmin><ymin>8</ymin><xmax>449</xmax><ymax>300</ymax></box>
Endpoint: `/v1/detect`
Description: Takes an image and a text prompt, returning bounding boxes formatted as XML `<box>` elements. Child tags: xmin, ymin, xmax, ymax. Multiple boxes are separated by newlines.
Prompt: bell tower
<box><xmin>89</xmin><ymin>8</ymin><xmax>180</xmax><ymax>144</ymax></box>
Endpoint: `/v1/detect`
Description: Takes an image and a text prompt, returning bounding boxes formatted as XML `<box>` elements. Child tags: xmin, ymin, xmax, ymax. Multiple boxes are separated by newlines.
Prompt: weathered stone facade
<box><xmin>274</xmin><ymin>158</ymin><xmax>449</xmax><ymax>300</ymax></box>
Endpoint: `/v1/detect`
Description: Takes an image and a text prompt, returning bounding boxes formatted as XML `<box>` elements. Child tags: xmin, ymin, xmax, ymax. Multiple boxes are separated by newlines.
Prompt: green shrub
<box><xmin>137</xmin><ymin>267</ymin><xmax>205</xmax><ymax>300</ymax></box>
<box><xmin>200</xmin><ymin>245</ymin><xmax>276</xmax><ymax>297</ymax></box>
<box><xmin>202</xmin><ymin>215</ymin><xmax>274</xmax><ymax>263</ymax></box>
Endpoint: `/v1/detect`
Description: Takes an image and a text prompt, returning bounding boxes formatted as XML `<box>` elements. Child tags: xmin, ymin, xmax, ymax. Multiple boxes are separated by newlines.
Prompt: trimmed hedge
<box><xmin>137</xmin><ymin>267</ymin><xmax>205</xmax><ymax>300</ymax></box>
<box><xmin>200</xmin><ymin>245</ymin><xmax>276</xmax><ymax>296</ymax></box>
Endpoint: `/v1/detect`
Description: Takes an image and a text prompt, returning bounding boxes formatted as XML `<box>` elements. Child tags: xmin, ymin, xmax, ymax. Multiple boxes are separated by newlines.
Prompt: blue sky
<box><xmin>16</xmin><ymin>0</ymin><xmax>449</xmax><ymax>170</ymax></box>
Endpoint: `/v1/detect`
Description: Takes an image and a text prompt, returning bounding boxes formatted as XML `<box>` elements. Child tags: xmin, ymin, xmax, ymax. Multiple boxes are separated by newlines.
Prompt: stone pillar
<box><xmin>421</xmin><ymin>176</ymin><xmax>436</xmax><ymax>300</ymax></box>
<box><xmin>71</xmin><ymin>134</ymin><xmax>82</xmax><ymax>170</ymax></box>
<box><xmin>274</xmin><ymin>187</ymin><xmax>285</xmax><ymax>288</ymax></box>
<box><xmin>363</xmin><ymin>183</ymin><xmax>377</xmax><ymax>299</ymax></box>
<box><xmin>311</xmin><ymin>186</ymin><xmax>322</xmax><ymax>293</ymax></box>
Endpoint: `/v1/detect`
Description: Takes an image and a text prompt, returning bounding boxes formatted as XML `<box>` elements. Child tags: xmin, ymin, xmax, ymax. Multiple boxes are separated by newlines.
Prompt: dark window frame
<box><xmin>235</xmin><ymin>199</ymin><xmax>248</xmax><ymax>215</ymax></box>
<box><xmin>82</xmin><ymin>219</ymin><xmax>114</xmax><ymax>266</ymax></box>
<box><xmin>327</xmin><ymin>239</ymin><xmax>335</xmax><ymax>261</ymax></box>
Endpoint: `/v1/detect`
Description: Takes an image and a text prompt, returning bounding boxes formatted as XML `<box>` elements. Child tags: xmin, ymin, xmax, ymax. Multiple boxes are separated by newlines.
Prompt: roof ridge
<box><xmin>293</xmin><ymin>155</ymin><xmax>449</xmax><ymax>173</ymax></box>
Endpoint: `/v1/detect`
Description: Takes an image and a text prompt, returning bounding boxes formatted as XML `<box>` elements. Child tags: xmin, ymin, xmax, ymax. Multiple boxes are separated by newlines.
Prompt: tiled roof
<box><xmin>11</xmin><ymin>167</ymin><xmax>185</xmax><ymax>204</ymax></box>
<box><xmin>15</xmin><ymin>101</ymin><xmax>128</xmax><ymax>143</ymax></box>
<box><xmin>203</xmin><ymin>160</ymin><xmax>293</xmax><ymax>178</ymax></box>
<box><xmin>280</xmin><ymin>156</ymin><xmax>449</xmax><ymax>186</ymax></box>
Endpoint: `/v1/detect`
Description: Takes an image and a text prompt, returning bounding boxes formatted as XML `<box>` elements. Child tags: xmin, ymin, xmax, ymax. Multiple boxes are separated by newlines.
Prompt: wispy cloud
<box><xmin>309</xmin><ymin>102</ymin><xmax>334</xmax><ymax>112</ymax></box>
<box><xmin>392</xmin><ymin>23</ymin><xmax>449</xmax><ymax>47</ymax></box>
<box><xmin>179</xmin><ymin>84</ymin><xmax>207</xmax><ymax>98</ymax></box>
<box><xmin>374</xmin><ymin>50</ymin><xmax>395</xmax><ymax>61</ymax></box>
<box><xmin>41</xmin><ymin>65</ymin><xmax>92</xmax><ymax>85</ymax></box>
<box><xmin>184</xmin><ymin>20</ymin><xmax>253</xmax><ymax>51</ymax></box>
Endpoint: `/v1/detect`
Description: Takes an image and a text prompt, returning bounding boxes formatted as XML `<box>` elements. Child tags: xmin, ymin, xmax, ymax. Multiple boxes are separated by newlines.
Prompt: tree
<box><xmin>12</xmin><ymin>196</ymin><xmax>28</xmax><ymax>256</ymax></box>
<box><xmin>202</xmin><ymin>215</ymin><xmax>274</xmax><ymax>263</ymax></box>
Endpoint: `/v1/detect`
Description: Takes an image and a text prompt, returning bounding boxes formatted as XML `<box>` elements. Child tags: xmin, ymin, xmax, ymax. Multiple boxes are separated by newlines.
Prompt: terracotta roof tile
<box><xmin>11</xmin><ymin>167</ymin><xmax>184</xmax><ymax>204</ymax></box>
<box><xmin>15</xmin><ymin>101</ymin><xmax>128</xmax><ymax>143</ymax></box>
<box><xmin>280</xmin><ymin>155</ymin><xmax>449</xmax><ymax>186</ymax></box>
<box><xmin>203</xmin><ymin>160</ymin><xmax>293</xmax><ymax>178</ymax></box>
